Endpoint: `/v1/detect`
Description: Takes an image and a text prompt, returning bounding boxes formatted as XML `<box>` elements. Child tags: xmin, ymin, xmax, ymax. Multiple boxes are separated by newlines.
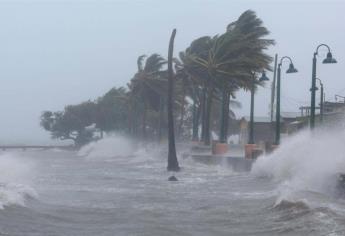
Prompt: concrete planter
<box><xmin>212</xmin><ymin>142</ymin><xmax>229</xmax><ymax>155</ymax></box>
<box><xmin>191</xmin><ymin>142</ymin><xmax>211</xmax><ymax>153</ymax></box>
<box><xmin>245</xmin><ymin>144</ymin><xmax>263</xmax><ymax>159</ymax></box>
<box><xmin>270</xmin><ymin>144</ymin><xmax>279</xmax><ymax>152</ymax></box>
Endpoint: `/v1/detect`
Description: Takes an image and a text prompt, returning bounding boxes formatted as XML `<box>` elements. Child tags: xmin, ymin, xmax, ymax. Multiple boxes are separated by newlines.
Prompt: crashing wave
<box><xmin>0</xmin><ymin>152</ymin><xmax>37</xmax><ymax>209</ymax></box>
<box><xmin>273</xmin><ymin>199</ymin><xmax>310</xmax><ymax>211</ymax></box>
<box><xmin>252</xmin><ymin>129</ymin><xmax>345</xmax><ymax>198</ymax></box>
<box><xmin>78</xmin><ymin>134</ymin><xmax>135</xmax><ymax>160</ymax></box>
<box><xmin>0</xmin><ymin>183</ymin><xmax>37</xmax><ymax>209</ymax></box>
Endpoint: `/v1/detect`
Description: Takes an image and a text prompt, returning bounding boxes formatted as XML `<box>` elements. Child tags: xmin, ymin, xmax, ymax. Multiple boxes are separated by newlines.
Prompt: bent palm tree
<box><xmin>129</xmin><ymin>54</ymin><xmax>167</xmax><ymax>139</ymax></box>
<box><xmin>167</xmin><ymin>29</ymin><xmax>180</xmax><ymax>172</ymax></box>
<box><xmin>184</xmin><ymin>10</ymin><xmax>274</xmax><ymax>145</ymax></box>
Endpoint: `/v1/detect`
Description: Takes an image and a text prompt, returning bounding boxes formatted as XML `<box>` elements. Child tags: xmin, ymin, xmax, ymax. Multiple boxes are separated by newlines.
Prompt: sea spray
<box><xmin>252</xmin><ymin>128</ymin><xmax>345</xmax><ymax>204</ymax></box>
<box><xmin>0</xmin><ymin>152</ymin><xmax>37</xmax><ymax>208</ymax></box>
<box><xmin>78</xmin><ymin>134</ymin><xmax>135</xmax><ymax>160</ymax></box>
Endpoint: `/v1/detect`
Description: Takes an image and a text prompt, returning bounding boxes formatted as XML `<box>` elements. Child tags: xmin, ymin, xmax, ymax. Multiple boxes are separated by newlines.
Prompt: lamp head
<box><xmin>323</xmin><ymin>52</ymin><xmax>337</xmax><ymax>64</ymax></box>
<box><xmin>259</xmin><ymin>71</ymin><xmax>269</xmax><ymax>82</ymax></box>
<box><xmin>286</xmin><ymin>63</ymin><xmax>298</xmax><ymax>73</ymax></box>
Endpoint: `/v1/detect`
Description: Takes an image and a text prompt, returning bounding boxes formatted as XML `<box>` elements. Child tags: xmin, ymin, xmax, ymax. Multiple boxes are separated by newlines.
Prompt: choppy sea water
<box><xmin>0</xmin><ymin>134</ymin><xmax>345</xmax><ymax>236</ymax></box>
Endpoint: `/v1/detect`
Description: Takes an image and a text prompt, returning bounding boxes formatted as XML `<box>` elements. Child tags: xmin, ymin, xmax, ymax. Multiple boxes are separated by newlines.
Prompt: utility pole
<box><xmin>270</xmin><ymin>54</ymin><xmax>278</xmax><ymax>122</ymax></box>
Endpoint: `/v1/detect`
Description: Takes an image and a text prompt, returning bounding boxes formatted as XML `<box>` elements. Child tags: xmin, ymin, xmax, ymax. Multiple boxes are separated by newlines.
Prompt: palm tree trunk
<box><xmin>204</xmin><ymin>81</ymin><xmax>214</xmax><ymax>146</ymax></box>
<box><xmin>192</xmin><ymin>92</ymin><xmax>199</xmax><ymax>141</ymax></box>
<box><xmin>200</xmin><ymin>86</ymin><xmax>207</xmax><ymax>142</ymax></box>
<box><xmin>248</xmin><ymin>86</ymin><xmax>255</xmax><ymax>144</ymax></box>
<box><xmin>224</xmin><ymin>91</ymin><xmax>230</xmax><ymax>141</ymax></box>
<box><xmin>178</xmin><ymin>86</ymin><xmax>186</xmax><ymax>138</ymax></box>
<box><xmin>219</xmin><ymin>88</ymin><xmax>230</xmax><ymax>143</ymax></box>
<box><xmin>158</xmin><ymin>97</ymin><xmax>164</xmax><ymax>142</ymax></box>
<box><xmin>167</xmin><ymin>29</ymin><xmax>180</xmax><ymax>172</ymax></box>
<box><xmin>128</xmin><ymin>104</ymin><xmax>133</xmax><ymax>134</ymax></box>
<box><xmin>219</xmin><ymin>88</ymin><xmax>226</xmax><ymax>143</ymax></box>
<box><xmin>133</xmin><ymin>107</ymin><xmax>138</xmax><ymax>136</ymax></box>
<box><xmin>196</xmin><ymin>102</ymin><xmax>201</xmax><ymax>138</ymax></box>
<box><xmin>142</xmin><ymin>104</ymin><xmax>147</xmax><ymax>139</ymax></box>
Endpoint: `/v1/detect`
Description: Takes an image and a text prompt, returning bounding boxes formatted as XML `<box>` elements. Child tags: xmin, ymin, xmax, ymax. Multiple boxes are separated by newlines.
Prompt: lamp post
<box><xmin>275</xmin><ymin>56</ymin><xmax>298</xmax><ymax>145</ymax></box>
<box><xmin>310</xmin><ymin>44</ymin><xmax>337</xmax><ymax>129</ymax></box>
<box><xmin>316</xmin><ymin>78</ymin><xmax>324</xmax><ymax>123</ymax></box>
<box><xmin>248</xmin><ymin>71</ymin><xmax>270</xmax><ymax>144</ymax></box>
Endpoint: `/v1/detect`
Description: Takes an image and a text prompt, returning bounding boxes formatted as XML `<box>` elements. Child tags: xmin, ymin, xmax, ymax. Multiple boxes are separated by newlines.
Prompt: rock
<box><xmin>336</xmin><ymin>173</ymin><xmax>345</xmax><ymax>196</ymax></box>
<box><xmin>168</xmin><ymin>176</ymin><xmax>178</xmax><ymax>181</ymax></box>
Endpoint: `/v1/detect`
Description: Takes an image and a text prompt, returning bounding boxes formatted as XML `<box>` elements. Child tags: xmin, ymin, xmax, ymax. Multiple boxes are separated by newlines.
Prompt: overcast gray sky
<box><xmin>0</xmin><ymin>0</ymin><xmax>344</xmax><ymax>144</ymax></box>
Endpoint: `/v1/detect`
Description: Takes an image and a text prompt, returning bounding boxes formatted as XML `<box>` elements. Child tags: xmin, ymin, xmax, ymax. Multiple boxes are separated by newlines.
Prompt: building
<box><xmin>322</xmin><ymin>101</ymin><xmax>345</xmax><ymax>125</ymax></box>
<box><xmin>238</xmin><ymin>112</ymin><xmax>307</xmax><ymax>145</ymax></box>
<box><xmin>298</xmin><ymin>101</ymin><xmax>345</xmax><ymax>127</ymax></box>
<box><xmin>239</xmin><ymin>116</ymin><xmax>278</xmax><ymax>145</ymax></box>
<box><xmin>324</xmin><ymin>101</ymin><xmax>345</xmax><ymax>114</ymax></box>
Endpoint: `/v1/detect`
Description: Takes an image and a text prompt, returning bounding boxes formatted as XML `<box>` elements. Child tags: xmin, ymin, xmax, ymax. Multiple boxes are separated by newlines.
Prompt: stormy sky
<box><xmin>0</xmin><ymin>0</ymin><xmax>344</xmax><ymax>144</ymax></box>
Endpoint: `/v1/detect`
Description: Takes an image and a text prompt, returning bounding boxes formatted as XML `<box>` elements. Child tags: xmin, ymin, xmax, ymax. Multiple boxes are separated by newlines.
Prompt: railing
<box><xmin>0</xmin><ymin>145</ymin><xmax>75</xmax><ymax>151</ymax></box>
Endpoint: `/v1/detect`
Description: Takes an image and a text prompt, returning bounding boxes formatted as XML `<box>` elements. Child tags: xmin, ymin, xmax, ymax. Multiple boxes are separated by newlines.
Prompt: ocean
<box><xmin>0</xmin><ymin>132</ymin><xmax>345</xmax><ymax>236</ymax></box>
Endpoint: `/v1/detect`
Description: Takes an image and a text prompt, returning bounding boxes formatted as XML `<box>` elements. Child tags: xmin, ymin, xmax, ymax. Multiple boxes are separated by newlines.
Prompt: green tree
<box><xmin>95</xmin><ymin>87</ymin><xmax>129</xmax><ymax>136</ymax></box>
<box><xmin>40</xmin><ymin>101</ymin><xmax>97</xmax><ymax>147</ymax></box>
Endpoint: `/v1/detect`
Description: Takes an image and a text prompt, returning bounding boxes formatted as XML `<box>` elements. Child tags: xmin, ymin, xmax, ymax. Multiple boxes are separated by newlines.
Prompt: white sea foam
<box><xmin>78</xmin><ymin>134</ymin><xmax>135</xmax><ymax>160</ymax></box>
<box><xmin>0</xmin><ymin>152</ymin><xmax>37</xmax><ymax>208</ymax></box>
<box><xmin>252</xmin><ymin>128</ymin><xmax>345</xmax><ymax>204</ymax></box>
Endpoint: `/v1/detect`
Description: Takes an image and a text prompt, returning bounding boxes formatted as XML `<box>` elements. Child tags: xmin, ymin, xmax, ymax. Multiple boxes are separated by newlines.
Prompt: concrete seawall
<box><xmin>184</xmin><ymin>154</ymin><xmax>254</xmax><ymax>172</ymax></box>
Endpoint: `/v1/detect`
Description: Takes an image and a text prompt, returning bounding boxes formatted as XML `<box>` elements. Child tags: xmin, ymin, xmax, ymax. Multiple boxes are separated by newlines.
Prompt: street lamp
<box><xmin>316</xmin><ymin>78</ymin><xmax>324</xmax><ymax>123</ymax></box>
<box><xmin>275</xmin><ymin>56</ymin><xmax>298</xmax><ymax>145</ymax></box>
<box><xmin>310</xmin><ymin>44</ymin><xmax>337</xmax><ymax>129</ymax></box>
<box><xmin>248</xmin><ymin>71</ymin><xmax>270</xmax><ymax>144</ymax></box>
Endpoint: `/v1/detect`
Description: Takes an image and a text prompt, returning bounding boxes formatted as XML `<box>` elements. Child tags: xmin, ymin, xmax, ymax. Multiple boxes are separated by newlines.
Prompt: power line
<box><xmin>281</xmin><ymin>94</ymin><xmax>309</xmax><ymax>105</ymax></box>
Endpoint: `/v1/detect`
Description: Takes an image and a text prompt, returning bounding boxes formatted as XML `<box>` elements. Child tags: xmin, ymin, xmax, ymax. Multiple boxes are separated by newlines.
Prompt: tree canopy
<box><xmin>40</xmin><ymin>10</ymin><xmax>275</xmax><ymax>148</ymax></box>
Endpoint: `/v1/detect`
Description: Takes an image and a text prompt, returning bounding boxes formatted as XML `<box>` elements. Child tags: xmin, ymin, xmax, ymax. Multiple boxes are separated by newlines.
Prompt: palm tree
<box><xmin>129</xmin><ymin>53</ymin><xmax>167</xmax><ymax>139</ymax></box>
<box><xmin>220</xmin><ymin>10</ymin><xmax>274</xmax><ymax>144</ymax></box>
<box><xmin>183</xmin><ymin>10</ymin><xmax>274</xmax><ymax>146</ymax></box>
<box><xmin>209</xmin><ymin>89</ymin><xmax>241</xmax><ymax>139</ymax></box>
<box><xmin>185</xmin><ymin>34</ymin><xmax>252</xmax><ymax>145</ymax></box>
<box><xmin>177</xmin><ymin>38</ymin><xmax>213</xmax><ymax>142</ymax></box>
<box><xmin>167</xmin><ymin>29</ymin><xmax>180</xmax><ymax>172</ymax></box>
<box><xmin>217</xmin><ymin>81</ymin><xmax>240</xmax><ymax>143</ymax></box>
<box><xmin>174</xmin><ymin>53</ymin><xmax>202</xmax><ymax>140</ymax></box>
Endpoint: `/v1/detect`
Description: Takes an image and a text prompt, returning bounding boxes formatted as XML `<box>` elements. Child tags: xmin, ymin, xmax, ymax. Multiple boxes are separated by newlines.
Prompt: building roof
<box><xmin>281</xmin><ymin>112</ymin><xmax>302</xmax><ymax>118</ymax></box>
<box><xmin>242</xmin><ymin>116</ymin><xmax>270</xmax><ymax>123</ymax></box>
<box><xmin>242</xmin><ymin>116</ymin><xmax>283</xmax><ymax>123</ymax></box>
<box><xmin>241</xmin><ymin>113</ymin><xmax>301</xmax><ymax>123</ymax></box>
<box><xmin>324</xmin><ymin>101</ymin><xmax>345</xmax><ymax>108</ymax></box>
<box><xmin>299</xmin><ymin>106</ymin><xmax>320</xmax><ymax>109</ymax></box>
